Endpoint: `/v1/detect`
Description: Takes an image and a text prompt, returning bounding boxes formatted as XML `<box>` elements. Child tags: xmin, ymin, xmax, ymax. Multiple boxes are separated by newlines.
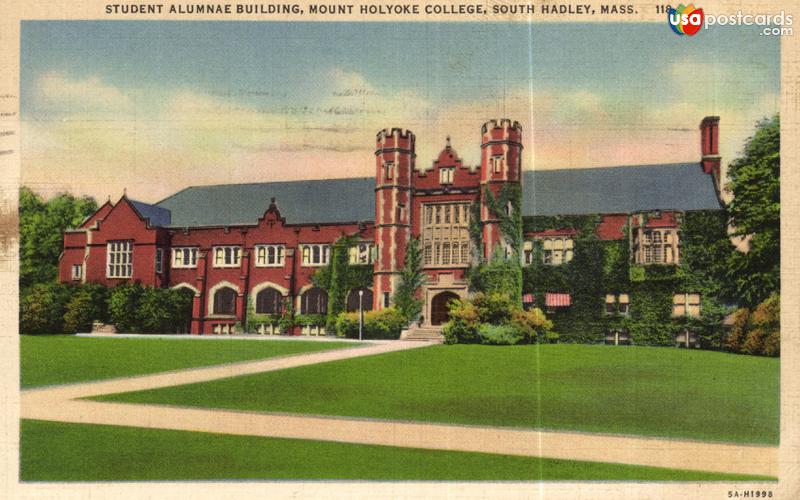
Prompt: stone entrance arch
<box><xmin>430</xmin><ymin>291</ymin><xmax>460</xmax><ymax>326</ymax></box>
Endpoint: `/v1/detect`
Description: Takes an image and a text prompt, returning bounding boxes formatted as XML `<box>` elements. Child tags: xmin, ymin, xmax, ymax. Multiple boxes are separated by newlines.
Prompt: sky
<box><xmin>20</xmin><ymin>21</ymin><xmax>780</xmax><ymax>203</ymax></box>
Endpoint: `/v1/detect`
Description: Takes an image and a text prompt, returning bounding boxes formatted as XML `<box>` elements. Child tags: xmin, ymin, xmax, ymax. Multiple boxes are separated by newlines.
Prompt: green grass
<box><xmin>20</xmin><ymin>335</ymin><xmax>358</xmax><ymax>388</ymax></box>
<box><xmin>20</xmin><ymin>419</ymin><xmax>773</xmax><ymax>481</ymax></box>
<box><xmin>97</xmin><ymin>344</ymin><xmax>780</xmax><ymax>444</ymax></box>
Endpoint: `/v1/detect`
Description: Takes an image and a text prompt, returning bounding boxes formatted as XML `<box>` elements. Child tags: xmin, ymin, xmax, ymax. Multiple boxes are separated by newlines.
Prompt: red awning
<box><xmin>545</xmin><ymin>293</ymin><xmax>571</xmax><ymax>307</ymax></box>
<box><xmin>522</xmin><ymin>293</ymin><xmax>535</xmax><ymax>303</ymax></box>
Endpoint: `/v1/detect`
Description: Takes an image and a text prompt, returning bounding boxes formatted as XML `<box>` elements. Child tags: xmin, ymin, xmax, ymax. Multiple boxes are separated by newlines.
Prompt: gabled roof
<box><xmin>156</xmin><ymin>177</ymin><xmax>375</xmax><ymax>227</ymax></box>
<box><xmin>147</xmin><ymin>163</ymin><xmax>720</xmax><ymax>228</ymax></box>
<box><xmin>130</xmin><ymin>199</ymin><xmax>172</xmax><ymax>227</ymax></box>
<box><xmin>521</xmin><ymin>163</ymin><xmax>721</xmax><ymax>216</ymax></box>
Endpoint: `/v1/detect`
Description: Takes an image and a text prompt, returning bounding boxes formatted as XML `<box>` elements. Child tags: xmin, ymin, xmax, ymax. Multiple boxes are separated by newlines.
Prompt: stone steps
<box><xmin>400</xmin><ymin>325</ymin><xmax>444</xmax><ymax>342</ymax></box>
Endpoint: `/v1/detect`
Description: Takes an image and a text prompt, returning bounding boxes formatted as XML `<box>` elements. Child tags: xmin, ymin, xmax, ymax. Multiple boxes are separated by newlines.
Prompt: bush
<box><xmin>724</xmin><ymin>308</ymin><xmax>750</xmax><ymax>352</ymax></box>
<box><xmin>442</xmin><ymin>292</ymin><xmax>554</xmax><ymax>346</ymax></box>
<box><xmin>510</xmin><ymin>307</ymin><xmax>554</xmax><ymax>344</ymax></box>
<box><xmin>63</xmin><ymin>284</ymin><xmax>110</xmax><ymax>334</ymax></box>
<box><xmin>477</xmin><ymin>323</ymin><xmax>523</xmax><ymax>345</ymax></box>
<box><xmin>108</xmin><ymin>284</ymin><xmax>192</xmax><ymax>333</ymax></box>
<box><xmin>20</xmin><ymin>282</ymin><xmax>74</xmax><ymax>334</ymax></box>
<box><xmin>335</xmin><ymin>307</ymin><xmax>406</xmax><ymax>340</ymax></box>
<box><xmin>724</xmin><ymin>294</ymin><xmax>779</xmax><ymax>357</ymax></box>
<box><xmin>108</xmin><ymin>283</ymin><xmax>144</xmax><ymax>332</ymax></box>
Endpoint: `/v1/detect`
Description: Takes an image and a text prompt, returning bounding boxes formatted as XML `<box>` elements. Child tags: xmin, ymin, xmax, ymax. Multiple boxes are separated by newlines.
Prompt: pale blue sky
<box><xmin>20</xmin><ymin>21</ymin><xmax>780</xmax><ymax>202</ymax></box>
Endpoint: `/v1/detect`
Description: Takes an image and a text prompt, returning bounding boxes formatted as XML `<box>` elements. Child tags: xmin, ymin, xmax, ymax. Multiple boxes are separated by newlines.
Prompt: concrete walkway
<box><xmin>21</xmin><ymin>340</ymin><xmax>778</xmax><ymax>478</ymax></box>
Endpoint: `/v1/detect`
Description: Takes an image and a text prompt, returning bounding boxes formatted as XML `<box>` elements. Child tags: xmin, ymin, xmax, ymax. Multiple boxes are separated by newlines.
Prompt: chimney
<box><xmin>699</xmin><ymin>116</ymin><xmax>721</xmax><ymax>177</ymax></box>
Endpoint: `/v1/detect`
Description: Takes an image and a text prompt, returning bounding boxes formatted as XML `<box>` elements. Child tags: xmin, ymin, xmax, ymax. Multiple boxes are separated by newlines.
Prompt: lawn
<box><xmin>97</xmin><ymin>344</ymin><xmax>780</xmax><ymax>444</ymax></box>
<box><xmin>19</xmin><ymin>419</ymin><xmax>772</xmax><ymax>481</ymax></box>
<box><xmin>20</xmin><ymin>335</ymin><xmax>359</xmax><ymax>388</ymax></box>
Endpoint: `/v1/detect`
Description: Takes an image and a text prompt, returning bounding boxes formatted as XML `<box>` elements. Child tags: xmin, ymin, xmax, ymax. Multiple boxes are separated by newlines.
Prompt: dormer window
<box><xmin>439</xmin><ymin>167</ymin><xmax>455</xmax><ymax>184</ymax></box>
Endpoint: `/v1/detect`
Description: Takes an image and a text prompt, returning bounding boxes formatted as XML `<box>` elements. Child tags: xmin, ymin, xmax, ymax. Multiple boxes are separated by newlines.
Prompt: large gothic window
<box><xmin>213</xmin><ymin>287</ymin><xmax>237</xmax><ymax>315</ymax></box>
<box><xmin>421</xmin><ymin>203</ymin><xmax>471</xmax><ymax>267</ymax></box>
<box><xmin>255</xmin><ymin>288</ymin><xmax>283</xmax><ymax>315</ymax></box>
<box><xmin>301</xmin><ymin>288</ymin><xmax>328</xmax><ymax>315</ymax></box>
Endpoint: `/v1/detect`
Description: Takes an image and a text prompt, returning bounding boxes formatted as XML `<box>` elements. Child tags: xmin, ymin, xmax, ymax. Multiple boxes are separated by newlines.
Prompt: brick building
<box><xmin>59</xmin><ymin>117</ymin><xmax>722</xmax><ymax>334</ymax></box>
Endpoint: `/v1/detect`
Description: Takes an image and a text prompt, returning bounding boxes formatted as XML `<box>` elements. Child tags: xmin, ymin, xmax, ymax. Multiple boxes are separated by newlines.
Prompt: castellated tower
<box><xmin>374</xmin><ymin>128</ymin><xmax>415</xmax><ymax>310</ymax></box>
<box><xmin>479</xmin><ymin>119</ymin><xmax>523</xmax><ymax>260</ymax></box>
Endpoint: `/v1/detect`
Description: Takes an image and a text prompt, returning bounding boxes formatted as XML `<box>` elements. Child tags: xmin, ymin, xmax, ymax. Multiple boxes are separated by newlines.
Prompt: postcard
<box><xmin>0</xmin><ymin>1</ymin><xmax>796</xmax><ymax>498</ymax></box>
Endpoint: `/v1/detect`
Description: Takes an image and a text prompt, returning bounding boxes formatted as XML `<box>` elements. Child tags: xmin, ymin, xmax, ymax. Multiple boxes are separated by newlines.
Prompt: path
<box><xmin>21</xmin><ymin>339</ymin><xmax>778</xmax><ymax>477</ymax></box>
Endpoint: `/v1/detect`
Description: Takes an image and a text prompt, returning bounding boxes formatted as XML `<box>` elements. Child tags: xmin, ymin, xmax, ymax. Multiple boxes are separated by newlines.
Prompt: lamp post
<box><xmin>358</xmin><ymin>289</ymin><xmax>364</xmax><ymax>342</ymax></box>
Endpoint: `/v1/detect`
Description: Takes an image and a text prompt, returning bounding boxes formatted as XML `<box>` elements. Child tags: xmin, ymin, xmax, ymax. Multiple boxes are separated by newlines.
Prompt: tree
<box><xmin>19</xmin><ymin>187</ymin><xmax>98</xmax><ymax>291</ymax></box>
<box><xmin>726</xmin><ymin>115</ymin><xmax>780</xmax><ymax>307</ymax></box>
<box><xmin>393</xmin><ymin>237</ymin><xmax>426</xmax><ymax>322</ymax></box>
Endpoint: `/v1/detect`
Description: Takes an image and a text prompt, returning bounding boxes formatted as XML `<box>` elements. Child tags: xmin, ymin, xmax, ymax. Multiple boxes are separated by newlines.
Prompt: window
<box><xmin>673</xmin><ymin>293</ymin><xmax>701</xmax><ymax>317</ymax></box>
<box><xmin>439</xmin><ymin>167</ymin><xmax>455</xmax><ymax>184</ymax></box>
<box><xmin>523</xmin><ymin>240</ymin><xmax>535</xmax><ymax>266</ymax></box>
<box><xmin>346</xmin><ymin>288</ymin><xmax>374</xmax><ymax>312</ymax></box>
<box><xmin>421</xmin><ymin>203</ymin><xmax>471</xmax><ymax>267</ymax></box>
<box><xmin>213</xmin><ymin>287</ymin><xmax>237</xmax><ymax>315</ymax></box>
<box><xmin>107</xmin><ymin>240</ymin><xmax>133</xmax><ymax>278</ymax></box>
<box><xmin>213</xmin><ymin>246</ymin><xmax>241</xmax><ymax>268</ymax></box>
<box><xmin>383</xmin><ymin>161</ymin><xmax>394</xmax><ymax>180</ymax></box>
<box><xmin>71</xmin><ymin>264</ymin><xmax>82</xmax><ymax>281</ymax></box>
<box><xmin>255</xmin><ymin>288</ymin><xmax>283</xmax><ymax>314</ymax></box>
<box><xmin>634</xmin><ymin>228</ymin><xmax>679</xmax><ymax>265</ymax></box>
<box><xmin>491</xmin><ymin>155</ymin><xmax>504</xmax><ymax>173</ymax></box>
<box><xmin>604</xmin><ymin>293</ymin><xmax>630</xmax><ymax>315</ymax></box>
<box><xmin>255</xmin><ymin>245</ymin><xmax>285</xmax><ymax>267</ymax></box>
<box><xmin>349</xmin><ymin>243</ymin><xmax>375</xmax><ymax>265</ymax></box>
<box><xmin>383</xmin><ymin>292</ymin><xmax>390</xmax><ymax>307</ymax></box>
<box><xmin>396</xmin><ymin>204</ymin><xmax>407</xmax><ymax>223</ymax></box>
<box><xmin>301</xmin><ymin>288</ymin><xmax>328</xmax><ymax>315</ymax></box>
<box><xmin>155</xmin><ymin>249</ymin><xmax>163</xmax><ymax>274</ymax></box>
<box><xmin>542</xmin><ymin>237</ymin><xmax>574</xmax><ymax>265</ymax></box>
<box><xmin>301</xmin><ymin>244</ymin><xmax>331</xmax><ymax>266</ymax></box>
<box><xmin>172</xmin><ymin>247</ymin><xmax>198</xmax><ymax>268</ymax></box>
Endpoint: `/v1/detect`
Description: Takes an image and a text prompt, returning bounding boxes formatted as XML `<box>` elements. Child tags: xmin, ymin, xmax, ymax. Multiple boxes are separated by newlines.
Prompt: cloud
<box><xmin>35</xmin><ymin>72</ymin><xmax>131</xmax><ymax>115</ymax></box>
<box><xmin>22</xmin><ymin>65</ymin><xmax>778</xmax><ymax>203</ymax></box>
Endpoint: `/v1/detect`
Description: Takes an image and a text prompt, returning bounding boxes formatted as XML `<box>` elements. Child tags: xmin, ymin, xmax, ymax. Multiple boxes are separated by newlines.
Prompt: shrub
<box><xmin>63</xmin><ymin>292</ymin><xmax>98</xmax><ymax>334</ymax></box>
<box><xmin>278</xmin><ymin>304</ymin><xmax>296</xmax><ymax>334</ymax></box>
<box><xmin>724</xmin><ymin>308</ymin><xmax>750</xmax><ymax>352</ymax></box>
<box><xmin>742</xmin><ymin>327</ymin><xmax>767</xmax><ymax>355</ymax></box>
<box><xmin>20</xmin><ymin>282</ymin><xmax>74</xmax><ymax>334</ymax></box>
<box><xmin>335</xmin><ymin>307</ymin><xmax>406</xmax><ymax>340</ymax></box>
<box><xmin>108</xmin><ymin>283</ymin><xmax>144</xmax><ymax>332</ymax></box>
<box><xmin>442</xmin><ymin>293</ymin><xmax>554</xmax><ymax>346</ymax></box>
<box><xmin>109</xmin><ymin>284</ymin><xmax>192</xmax><ymax>333</ymax></box>
<box><xmin>294</xmin><ymin>314</ymin><xmax>327</xmax><ymax>328</ymax></box>
<box><xmin>724</xmin><ymin>294</ymin><xmax>779</xmax><ymax>357</ymax></box>
<box><xmin>442</xmin><ymin>297</ymin><xmax>481</xmax><ymax>344</ymax></box>
<box><xmin>477</xmin><ymin>323</ymin><xmax>523</xmax><ymax>345</ymax></box>
<box><xmin>763</xmin><ymin>329</ymin><xmax>780</xmax><ymax>357</ymax></box>
<box><xmin>472</xmin><ymin>292</ymin><xmax>517</xmax><ymax>325</ymax></box>
<box><xmin>510</xmin><ymin>307</ymin><xmax>554</xmax><ymax>343</ymax></box>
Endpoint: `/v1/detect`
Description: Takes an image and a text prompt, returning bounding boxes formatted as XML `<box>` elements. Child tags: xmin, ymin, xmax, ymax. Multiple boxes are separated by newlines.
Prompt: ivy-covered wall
<box><xmin>522</xmin><ymin>210</ymin><xmax>731</xmax><ymax>348</ymax></box>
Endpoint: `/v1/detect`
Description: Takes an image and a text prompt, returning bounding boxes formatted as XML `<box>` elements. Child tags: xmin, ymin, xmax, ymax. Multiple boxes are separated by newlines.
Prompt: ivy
<box><xmin>520</xmin><ymin>209</ymin><xmax>736</xmax><ymax>349</ymax></box>
<box><xmin>483</xmin><ymin>183</ymin><xmax>523</xmax><ymax>253</ymax></box>
<box><xmin>311</xmin><ymin>235</ymin><xmax>374</xmax><ymax>333</ymax></box>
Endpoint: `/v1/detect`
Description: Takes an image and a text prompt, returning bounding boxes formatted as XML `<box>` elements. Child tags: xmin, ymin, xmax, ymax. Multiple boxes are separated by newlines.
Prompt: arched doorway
<box><xmin>430</xmin><ymin>291</ymin><xmax>459</xmax><ymax>326</ymax></box>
